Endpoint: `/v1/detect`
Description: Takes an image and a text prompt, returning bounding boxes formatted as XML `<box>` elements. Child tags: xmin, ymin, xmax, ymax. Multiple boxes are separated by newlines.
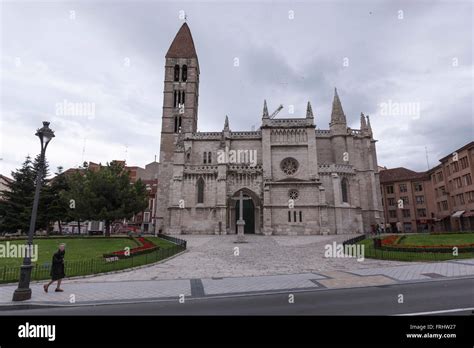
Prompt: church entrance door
<box><xmin>235</xmin><ymin>196</ymin><xmax>255</xmax><ymax>234</ymax></box>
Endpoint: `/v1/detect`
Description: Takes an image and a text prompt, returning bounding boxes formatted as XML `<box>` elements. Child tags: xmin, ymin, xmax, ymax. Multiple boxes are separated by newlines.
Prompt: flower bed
<box><xmin>377</xmin><ymin>235</ymin><xmax>474</xmax><ymax>253</ymax></box>
<box><xmin>102</xmin><ymin>237</ymin><xmax>159</xmax><ymax>259</ymax></box>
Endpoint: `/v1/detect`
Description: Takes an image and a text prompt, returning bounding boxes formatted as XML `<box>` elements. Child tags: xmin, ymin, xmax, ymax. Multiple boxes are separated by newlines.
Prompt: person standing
<box><xmin>43</xmin><ymin>243</ymin><xmax>66</xmax><ymax>293</ymax></box>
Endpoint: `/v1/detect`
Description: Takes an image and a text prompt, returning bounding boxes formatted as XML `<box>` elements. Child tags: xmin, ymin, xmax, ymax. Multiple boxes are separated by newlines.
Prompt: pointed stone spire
<box><xmin>366</xmin><ymin>115</ymin><xmax>373</xmax><ymax>135</ymax></box>
<box><xmin>166</xmin><ymin>23</ymin><xmax>198</xmax><ymax>59</ymax></box>
<box><xmin>330</xmin><ymin>87</ymin><xmax>347</xmax><ymax>125</ymax></box>
<box><xmin>262</xmin><ymin>100</ymin><xmax>269</xmax><ymax>118</ymax></box>
<box><xmin>224</xmin><ymin>115</ymin><xmax>229</xmax><ymax>131</ymax></box>
<box><xmin>360</xmin><ymin>112</ymin><xmax>367</xmax><ymax>130</ymax></box>
<box><xmin>306</xmin><ymin>101</ymin><xmax>314</xmax><ymax>118</ymax></box>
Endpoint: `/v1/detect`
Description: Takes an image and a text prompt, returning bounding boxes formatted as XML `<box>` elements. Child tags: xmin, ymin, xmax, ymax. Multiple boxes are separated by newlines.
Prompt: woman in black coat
<box><xmin>43</xmin><ymin>243</ymin><xmax>66</xmax><ymax>293</ymax></box>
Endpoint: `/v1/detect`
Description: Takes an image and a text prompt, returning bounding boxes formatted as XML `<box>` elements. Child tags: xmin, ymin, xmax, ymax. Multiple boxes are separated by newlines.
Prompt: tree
<box><xmin>46</xmin><ymin>166</ymin><xmax>70</xmax><ymax>234</ymax></box>
<box><xmin>0</xmin><ymin>157</ymin><xmax>36</xmax><ymax>233</ymax></box>
<box><xmin>64</xmin><ymin>162</ymin><xmax>148</xmax><ymax>236</ymax></box>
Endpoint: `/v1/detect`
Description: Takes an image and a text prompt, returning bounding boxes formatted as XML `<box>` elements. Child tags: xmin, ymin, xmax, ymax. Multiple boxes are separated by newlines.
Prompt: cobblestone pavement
<box><xmin>67</xmin><ymin>235</ymin><xmax>417</xmax><ymax>283</ymax></box>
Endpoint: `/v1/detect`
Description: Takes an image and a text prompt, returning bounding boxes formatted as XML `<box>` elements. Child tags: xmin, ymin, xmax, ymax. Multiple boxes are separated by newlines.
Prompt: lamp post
<box><xmin>12</xmin><ymin>121</ymin><xmax>55</xmax><ymax>301</ymax></box>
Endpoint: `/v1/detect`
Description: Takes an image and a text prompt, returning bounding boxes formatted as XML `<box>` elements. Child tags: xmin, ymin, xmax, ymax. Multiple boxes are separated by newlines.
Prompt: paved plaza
<box><xmin>67</xmin><ymin>235</ymin><xmax>416</xmax><ymax>282</ymax></box>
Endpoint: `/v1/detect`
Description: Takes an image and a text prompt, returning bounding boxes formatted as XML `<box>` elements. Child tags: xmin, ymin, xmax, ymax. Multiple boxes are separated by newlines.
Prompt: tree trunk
<box><xmin>77</xmin><ymin>220</ymin><xmax>81</xmax><ymax>235</ymax></box>
<box><xmin>58</xmin><ymin>220</ymin><xmax>62</xmax><ymax>235</ymax></box>
<box><xmin>105</xmin><ymin>220</ymin><xmax>111</xmax><ymax>237</ymax></box>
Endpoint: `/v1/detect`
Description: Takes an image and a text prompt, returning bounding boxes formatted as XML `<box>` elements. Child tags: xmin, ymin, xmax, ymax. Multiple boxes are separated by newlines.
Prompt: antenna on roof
<box><xmin>425</xmin><ymin>146</ymin><xmax>430</xmax><ymax>170</ymax></box>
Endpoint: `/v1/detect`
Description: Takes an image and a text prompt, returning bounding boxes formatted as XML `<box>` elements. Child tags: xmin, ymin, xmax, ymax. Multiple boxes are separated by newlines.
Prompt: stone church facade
<box><xmin>155</xmin><ymin>23</ymin><xmax>382</xmax><ymax>235</ymax></box>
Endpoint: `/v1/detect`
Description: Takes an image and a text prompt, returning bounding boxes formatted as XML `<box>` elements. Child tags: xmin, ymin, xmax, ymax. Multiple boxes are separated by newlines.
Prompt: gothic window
<box><xmin>173</xmin><ymin>90</ymin><xmax>178</xmax><ymax>108</ymax></box>
<box><xmin>288</xmin><ymin>211</ymin><xmax>291</xmax><ymax>222</ymax></box>
<box><xmin>293</xmin><ymin>211</ymin><xmax>297</xmax><ymax>222</ymax></box>
<box><xmin>288</xmin><ymin>189</ymin><xmax>299</xmax><ymax>200</ymax></box>
<box><xmin>341</xmin><ymin>177</ymin><xmax>349</xmax><ymax>203</ymax></box>
<box><xmin>197</xmin><ymin>177</ymin><xmax>204</xmax><ymax>204</ymax></box>
<box><xmin>208</xmin><ymin>152</ymin><xmax>212</xmax><ymax>164</ymax></box>
<box><xmin>174</xmin><ymin>65</ymin><xmax>180</xmax><ymax>82</ymax></box>
<box><xmin>281</xmin><ymin>158</ymin><xmax>299</xmax><ymax>176</ymax></box>
<box><xmin>182</xmin><ymin>65</ymin><xmax>187</xmax><ymax>82</ymax></box>
<box><xmin>203</xmin><ymin>152</ymin><xmax>207</xmax><ymax>164</ymax></box>
<box><xmin>299</xmin><ymin>211</ymin><xmax>302</xmax><ymax>222</ymax></box>
<box><xmin>174</xmin><ymin>116</ymin><xmax>180</xmax><ymax>133</ymax></box>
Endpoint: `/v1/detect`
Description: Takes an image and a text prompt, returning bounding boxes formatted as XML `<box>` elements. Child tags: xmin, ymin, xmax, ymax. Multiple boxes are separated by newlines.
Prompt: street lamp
<box><xmin>12</xmin><ymin>121</ymin><xmax>55</xmax><ymax>301</ymax></box>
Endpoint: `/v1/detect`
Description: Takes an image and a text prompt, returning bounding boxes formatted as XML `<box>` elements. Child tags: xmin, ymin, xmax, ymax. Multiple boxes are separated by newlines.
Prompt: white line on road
<box><xmin>397</xmin><ymin>307</ymin><xmax>474</xmax><ymax>316</ymax></box>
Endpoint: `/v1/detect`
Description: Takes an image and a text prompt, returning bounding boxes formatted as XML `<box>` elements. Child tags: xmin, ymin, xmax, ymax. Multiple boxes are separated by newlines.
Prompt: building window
<box><xmin>293</xmin><ymin>211</ymin><xmax>297</xmax><ymax>222</ymax></box>
<box><xmin>280</xmin><ymin>157</ymin><xmax>299</xmax><ymax>176</ymax></box>
<box><xmin>174</xmin><ymin>116</ymin><xmax>182</xmax><ymax>133</ymax></box>
<box><xmin>399</xmin><ymin>183</ymin><xmax>407</xmax><ymax>192</ymax></box>
<box><xmin>174</xmin><ymin>90</ymin><xmax>178</xmax><ymax>107</ymax></box>
<box><xmin>467</xmin><ymin>191</ymin><xmax>474</xmax><ymax>203</ymax></box>
<box><xmin>441</xmin><ymin>200</ymin><xmax>448</xmax><ymax>210</ymax></box>
<box><xmin>414</xmin><ymin>182</ymin><xmax>423</xmax><ymax>191</ymax></box>
<box><xmin>389</xmin><ymin>210</ymin><xmax>397</xmax><ymax>218</ymax></box>
<box><xmin>174</xmin><ymin>65</ymin><xmax>180</xmax><ymax>82</ymax></box>
<box><xmin>402</xmin><ymin>209</ymin><xmax>411</xmax><ymax>218</ymax></box>
<box><xmin>388</xmin><ymin>198</ymin><xmax>396</xmax><ymax>206</ymax></box>
<box><xmin>208</xmin><ymin>152</ymin><xmax>212</xmax><ymax>164</ymax></box>
<box><xmin>341</xmin><ymin>178</ymin><xmax>349</xmax><ymax>203</ymax></box>
<box><xmin>415</xmin><ymin>195</ymin><xmax>425</xmax><ymax>204</ymax></box>
<box><xmin>299</xmin><ymin>211</ymin><xmax>302</xmax><ymax>222</ymax></box>
<box><xmin>463</xmin><ymin>173</ymin><xmax>472</xmax><ymax>186</ymax></box>
<box><xmin>452</xmin><ymin>161</ymin><xmax>459</xmax><ymax>173</ymax></box>
<box><xmin>288</xmin><ymin>211</ymin><xmax>291</xmax><ymax>222</ymax></box>
<box><xmin>182</xmin><ymin>65</ymin><xmax>187</xmax><ymax>82</ymax></box>
<box><xmin>197</xmin><ymin>177</ymin><xmax>204</xmax><ymax>204</ymax></box>
<box><xmin>386</xmin><ymin>186</ymin><xmax>394</xmax><ymax>194</ymax></box>
<box><xmin>203</xmin><ymin>152</ymin><xmax>207</xmax><ymax>164</ymax></box>
<box><xmin>400</xmin><ymin>196</ymin><xmax>409</xmax><ymax>205</ymax></box>
<box><xmin>460</xmin><ymin>156</ymin><xmax>469</xmax><ymax>169</ymax></box>
<box><xmin>288</xmin><ymin>189</ymin><xmax>299</xmax><ymax>200</ymax></box>
<box><xmin>417</xmin><ymin>209</ymin><xmax>427</xmax><ymax>217</ymax></box>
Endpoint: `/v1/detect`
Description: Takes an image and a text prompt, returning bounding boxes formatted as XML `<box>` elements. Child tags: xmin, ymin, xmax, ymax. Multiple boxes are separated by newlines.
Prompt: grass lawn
<box><xmin>399</xmin><ymin>233</ymin><xmax>474</xmax><ymax>246</ymax></box>
<box><xmin>357</xmin><ymin>233</ymin><xmax>474</xmax><ymax>262</ymax></box>
<box><xmin>0</xmin><ymin>236</ymin><xmax>175</xmax><ymax>268</ymax></box>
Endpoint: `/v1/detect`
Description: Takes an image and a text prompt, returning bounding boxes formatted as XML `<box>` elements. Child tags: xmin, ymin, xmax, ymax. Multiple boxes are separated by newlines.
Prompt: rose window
<box><xmin>281</xmin><ymin>158</ymin><xmax>299</xmax><ymax>176</ymax></box>
<box><xmin>288</xmin><ymin>190</ymin><xmax>299</xmax><ymax>200</ymax></box>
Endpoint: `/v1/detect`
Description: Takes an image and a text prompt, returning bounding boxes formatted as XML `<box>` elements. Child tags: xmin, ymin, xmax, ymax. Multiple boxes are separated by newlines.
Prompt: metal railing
<box><xmin>0</xmin><ymin>240</ymin><xmax>186</xmax><ymax>284</ymax></box>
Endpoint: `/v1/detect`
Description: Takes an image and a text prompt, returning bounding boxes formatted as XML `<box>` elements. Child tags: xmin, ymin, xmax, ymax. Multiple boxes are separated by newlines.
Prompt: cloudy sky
<box><xmin>1</xmin><ymin>0</ymin><xmax>472</xmax><ymax>177</ymax></box>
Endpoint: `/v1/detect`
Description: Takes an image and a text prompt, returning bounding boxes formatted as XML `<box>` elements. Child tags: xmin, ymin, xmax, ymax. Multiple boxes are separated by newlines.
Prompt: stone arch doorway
<box><xmin>235</xmin><ymin>197</ymin><xmax>255</xmax><ymax>234</ymax></box>
<box><xmin>228</xmin><ymin>188</ymin><xmax>261</xmax><ymax>234</ymax></box>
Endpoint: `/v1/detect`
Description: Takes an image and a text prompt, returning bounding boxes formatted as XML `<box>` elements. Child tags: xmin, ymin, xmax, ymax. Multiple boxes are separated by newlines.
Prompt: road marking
<box><xmin>397</xmin><ymin>307</ymin><xmax>474</xmax><ymax>316</ymax></box>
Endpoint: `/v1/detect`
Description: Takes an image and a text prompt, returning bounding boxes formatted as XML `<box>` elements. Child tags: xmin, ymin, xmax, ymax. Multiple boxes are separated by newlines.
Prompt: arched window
<box><xmin>182</xmin><ymin>65</ymin><xmax>187</xmax><ymax>82</ymax></box>
<box><xmin>174</xmin><ymin>116</ymin><xmax>182</xmax><ymax>133</ymax></box>
<box><xmin>203</xmin><ymin>152</ymin><xmax>207</xmax><ymax>164</ymax></box>
<box><xmin>173</xmin><ymin>90</ymin><xmax>178</xmax><ymax>108</ymax></box>
<box><xmin>293</xmin><ymin>211</ymin><xmax>297</xmax><ymax>222</ymax></box>
<box><xmin>288</xmin><ymin>211</ymin><xmax>291</xmax><ymax>222</ymax></box>
<box><xmin>197</xmin><ymin>177</ymin><xmax>204</xmax><ymax>204</ymax></box>
<box><xmin>174</xmin><ymin>65</ymin><xmax>180</xmax><ymax>82</ymax></box>
<box><xmin>208</xmin><ymin>152</ymin><xmax>212</xmax><ymax>163</ymax></box>
<box><xmin>341</xmin><ymin>178</ymin><xmax>349</xmax><ymax>203</ymax></box>
<box><xmin>299</xmin><ymin>211</ymin><xmax>302</xmax><ymax>222</ymax></box>
<box><xmin>180</xmin><ymin>91</ymin><xmax>185</xmax><ymax>105</ymax></box>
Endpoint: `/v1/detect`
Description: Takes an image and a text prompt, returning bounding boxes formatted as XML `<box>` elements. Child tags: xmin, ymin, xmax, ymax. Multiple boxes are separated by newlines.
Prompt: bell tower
<box><xmin>156</xmin><ymin>23</ymin><xmax>200</xmax><ymax>233</ymax></box>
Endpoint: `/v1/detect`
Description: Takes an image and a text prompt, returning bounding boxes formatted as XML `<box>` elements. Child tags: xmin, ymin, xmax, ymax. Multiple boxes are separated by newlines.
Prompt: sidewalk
<box><xmin>1</xmin><ymin>259</ymin><xmax>473</xmax><ymax>308</ymax></box>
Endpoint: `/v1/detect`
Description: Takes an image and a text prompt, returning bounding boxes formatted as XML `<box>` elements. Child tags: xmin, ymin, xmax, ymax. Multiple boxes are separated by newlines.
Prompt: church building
<box><xmin>155</xmin><ymin>23</ymin><xmax>383</xmax><ymax>235</ymax></box>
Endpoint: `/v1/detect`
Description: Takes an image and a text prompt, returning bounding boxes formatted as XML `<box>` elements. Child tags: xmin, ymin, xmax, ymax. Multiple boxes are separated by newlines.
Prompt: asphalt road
<box><xmin>1</xmin><ymin>278</ymin><xmax>473</xmax><ymax>315</ymax></box>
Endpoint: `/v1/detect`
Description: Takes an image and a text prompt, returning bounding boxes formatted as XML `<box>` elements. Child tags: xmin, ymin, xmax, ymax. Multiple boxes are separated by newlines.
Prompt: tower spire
<box><xmin>360</xmin><ymin>112</ymin><xmax>367</xmax><ymax>130</ymax></box>
<box><xmin>224</xmin><ymin>115</ymin><xmax>229</xmax><ymax>131</ymax></box>
<box><xmin>166</xmin><ymin>23</ymin><xmax>198</xmax><ymax>59</ymax></box>
<box><xmin>330</xmin><ymin>87</ymin><xmax>346</xmax><ymax>125</ymax></box>
<box><xmin>306</xmin><ymin>101</ymin><xmax>314</xmax><ymax>118</ymax></box>
<box><xmin>366</xmin><ymin>115</ymin><xmax>373</xmax><ymax>136</ymax></box>
<box><xmin>262</xmin><ymin>100</ymin><xmax>269</xmax><ymax>118</ymax></box>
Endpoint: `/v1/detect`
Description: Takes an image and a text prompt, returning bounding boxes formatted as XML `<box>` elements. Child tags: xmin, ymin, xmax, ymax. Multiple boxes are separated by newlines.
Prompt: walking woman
<box><xmin>43</xmin><ymin>243</ymin><xmax>66</xmax><ymax>293</ymax></box>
